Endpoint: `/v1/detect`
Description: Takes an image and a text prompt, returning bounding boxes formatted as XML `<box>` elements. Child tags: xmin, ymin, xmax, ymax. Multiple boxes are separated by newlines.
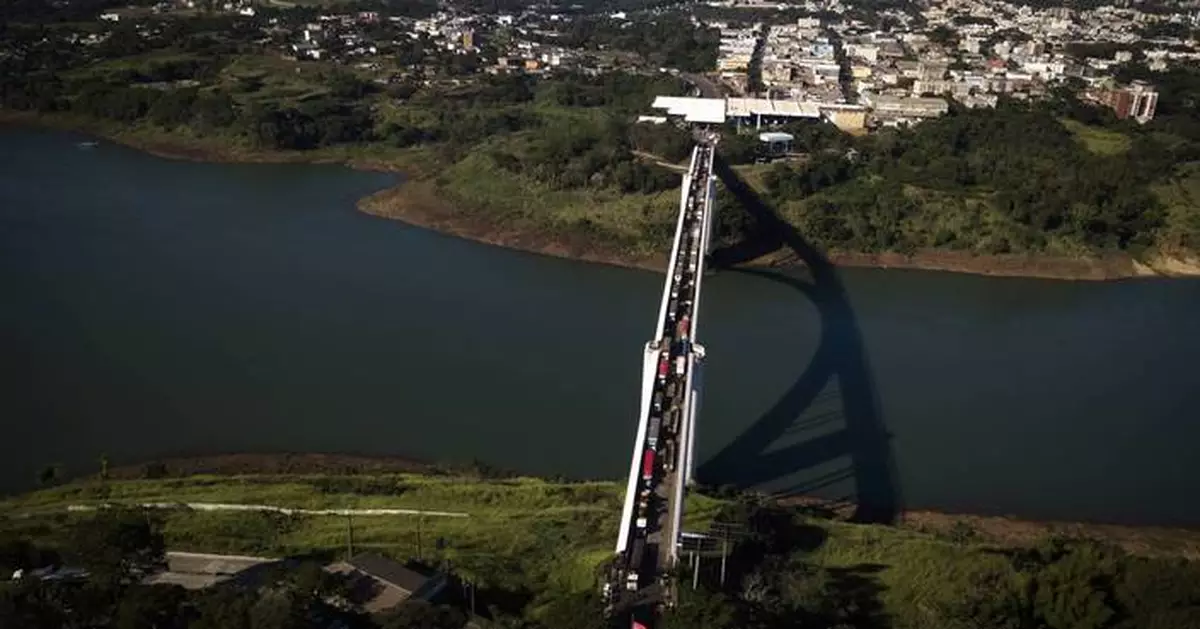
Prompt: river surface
<box><xmin>3</xmin><ymin>127</ymin><xmax>1200</xmax><ymax>526</ymax></box>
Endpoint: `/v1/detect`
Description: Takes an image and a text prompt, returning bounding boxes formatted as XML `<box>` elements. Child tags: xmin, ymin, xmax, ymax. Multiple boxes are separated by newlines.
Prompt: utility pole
<box><xmin>719</xmin><ymin>535</ymin><xmax>728</xmax><ymax>588</ymax></box>
<box><xmin>416</xmin><ymin>515</ymin><xmax>423</xmax><ymax>561</ymax></box>
<box><xmin>692</xmin><ymin>552</ymin><xmax>700</xmax><ymax>590</ymax></box>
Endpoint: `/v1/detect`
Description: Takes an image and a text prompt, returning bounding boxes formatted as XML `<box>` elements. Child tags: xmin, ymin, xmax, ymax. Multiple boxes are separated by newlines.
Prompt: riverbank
<box><xmin>6</xmin><ymin>109</ymin><xmax>1199</xmax><ymax>281</ymax></box>
<box><xmin>35</xmin><ymin>453</ymin><xmax>1200</xmax><ymax>561</ymax></box>
<box><xmin>3</xmin><ymin>464</ymin><xmax>1199</xmax><ymax>628</ymax></box>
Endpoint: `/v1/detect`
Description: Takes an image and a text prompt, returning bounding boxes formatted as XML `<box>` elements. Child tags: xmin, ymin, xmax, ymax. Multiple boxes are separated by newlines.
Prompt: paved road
<box><xmin>66</xmin><ymin>502</ymin><xmax>469</xmax><ymax>518</ymax></box>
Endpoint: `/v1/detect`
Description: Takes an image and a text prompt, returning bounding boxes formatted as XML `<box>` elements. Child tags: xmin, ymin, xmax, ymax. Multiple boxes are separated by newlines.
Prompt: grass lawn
<box><xmin>1060</xmin><ymin>118</ymin><xmax>1133</xmax><ymax>156</ymax></box>
<box><xmin>5</xmin><ymin>473</ymin><xmax>1200</xmax><ymax>627</ymax></box>
<box><xmin>0</xmin><ymin>474</ymin><xmax>724</xmax><ymax>594</ymax></box>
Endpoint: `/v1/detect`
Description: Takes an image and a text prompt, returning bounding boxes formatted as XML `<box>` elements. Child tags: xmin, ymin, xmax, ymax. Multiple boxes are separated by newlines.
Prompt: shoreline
<box><xmin>77</xmin><ymin>453</ymin><xmax>1200</xmax><ymax>560</ymax></box>
<box><xmin>5</xmin><ymin>109</ymin><xmax>1200</xmax><ymax>281</ymax></box>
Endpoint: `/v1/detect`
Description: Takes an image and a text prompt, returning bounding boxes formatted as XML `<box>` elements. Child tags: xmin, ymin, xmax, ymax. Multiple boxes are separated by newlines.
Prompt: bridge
<box><xmin>603</xmin><ymin>140</ymin><xmax>718</xmax><ymax>626</ymax></box>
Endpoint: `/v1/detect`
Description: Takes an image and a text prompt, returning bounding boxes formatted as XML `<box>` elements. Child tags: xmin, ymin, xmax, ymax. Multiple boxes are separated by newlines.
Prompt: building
<box><xmin>822</xmin><ymin>105</ymin><xmax>868</xmax><ymax>133</ymax></box>
<box><xmin>326</xmin><ymin>553</ymin><xmax>448</xmax><ymax>614</ymax></box>
<box><xmin>1088</xmin><ymin>80</ymin><xmax>1158</xmax><ymax>124</ymax></box>
<box><xmin>758</xmin><ymin>131</ymin><xmax>794</xmax><ymax>155</ymax></box>
<box><xmin>866</xmin><ymin>95</ymin><xmax>949</xmax><ymax>126</ymax></box>
<box><xmin>142</xmin><ymin>552</ymin><xmax>278</xmax><ymax>590</ymax></box>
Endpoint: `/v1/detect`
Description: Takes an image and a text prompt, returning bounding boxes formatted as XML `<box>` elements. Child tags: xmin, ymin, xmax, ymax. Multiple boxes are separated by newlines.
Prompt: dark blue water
<box><xmin>3</xmin><ymin>127</ymin><xmax>1200</xmax><ymax>526</ymax></box>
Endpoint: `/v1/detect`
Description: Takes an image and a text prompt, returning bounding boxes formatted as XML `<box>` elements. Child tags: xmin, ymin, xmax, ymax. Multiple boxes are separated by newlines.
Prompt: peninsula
<box><xmin>4</xmin><ymin>0</ymin><xmax>1200</xmax><ymax>279</ymax></box>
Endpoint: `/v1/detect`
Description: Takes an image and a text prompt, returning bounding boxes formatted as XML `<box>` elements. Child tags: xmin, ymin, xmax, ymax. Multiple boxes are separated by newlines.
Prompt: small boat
<box><xmin>77</xmin><ymin>141</ymin><xmax>98</xmax><ymax>149</ymax></box>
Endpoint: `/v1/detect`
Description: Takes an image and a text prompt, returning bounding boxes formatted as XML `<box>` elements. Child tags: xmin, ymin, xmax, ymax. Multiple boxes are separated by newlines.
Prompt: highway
<box><xmin>605</xmin><ymin>140</ymin><xmax>717</xmax><ymax>628</ymax></box>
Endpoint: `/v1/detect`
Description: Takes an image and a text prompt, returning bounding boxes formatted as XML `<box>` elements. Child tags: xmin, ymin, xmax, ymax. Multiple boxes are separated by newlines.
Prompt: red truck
<box><xmin>677</xmin><ymin>316</ymin><xmax>691</xmax><ymax>339</ymax></box>
<box><xmin>641</xmin><ymin>449</ymin><xmax>655</xmax><ymax>480</ymax></box>
<box><xmin>657</xmin><ymin>354</ymin><xmax>669</xmax><ymax>380</ymax></box>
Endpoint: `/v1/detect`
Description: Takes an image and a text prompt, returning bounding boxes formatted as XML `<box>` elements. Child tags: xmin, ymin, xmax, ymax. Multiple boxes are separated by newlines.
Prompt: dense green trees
<box><xmin>664</xmin><ymin>498</ymin><xmax>1200</xmax><ymax>629</ymax></box>
<box><xmin>628</xmin><ymin>122</ymin><xmax>693</xmax><ymax>163</ymax></box>
<box><xmin>746</xmin><ymin>87</ymin><xmax>1200</xmax><ymax>257</ymax></box>
<box><xmin>488</xmin><ymin>116</ymin><xmax>680</xmax><ymax>193</ymax></box>
<box><xmin>558</xmin><ymin>15</ymin><xmax>719</xmax><ymax>73</ymax></box>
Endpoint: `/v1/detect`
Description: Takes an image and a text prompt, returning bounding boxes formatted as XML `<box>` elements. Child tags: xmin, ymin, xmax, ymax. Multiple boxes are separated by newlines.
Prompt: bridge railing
<box><xmin>615</xmin><ymin>144</ymin><xmax>703</xmax><ymax>555</ymax></box>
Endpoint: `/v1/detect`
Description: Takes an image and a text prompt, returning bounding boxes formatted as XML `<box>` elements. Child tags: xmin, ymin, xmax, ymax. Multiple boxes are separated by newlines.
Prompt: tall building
<box><xmin>1089</xmin><ymin>80</ymin><xmax>1159</xmax><ymax>124</ymax></box>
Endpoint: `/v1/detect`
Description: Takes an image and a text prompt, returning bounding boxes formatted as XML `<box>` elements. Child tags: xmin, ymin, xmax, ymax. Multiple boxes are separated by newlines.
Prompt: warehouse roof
<box><xmin>650</xmin><ymin>96</ymin><xmax>727</xmax><ymax>124</ymax></box>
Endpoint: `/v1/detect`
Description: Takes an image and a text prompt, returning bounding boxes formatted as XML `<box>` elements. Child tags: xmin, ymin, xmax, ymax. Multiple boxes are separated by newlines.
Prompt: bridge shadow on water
<box><xmin>698</xmin><ymin>155</ymin><xmax>901</xmax><ymax>526</ymax></box>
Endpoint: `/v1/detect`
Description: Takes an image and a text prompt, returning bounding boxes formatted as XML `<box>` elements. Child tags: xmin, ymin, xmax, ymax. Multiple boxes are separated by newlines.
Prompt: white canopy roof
<box><xmin>650</xmin><ymin>96</ymin><xmax>727</xmax><ymax>124</ymax></box>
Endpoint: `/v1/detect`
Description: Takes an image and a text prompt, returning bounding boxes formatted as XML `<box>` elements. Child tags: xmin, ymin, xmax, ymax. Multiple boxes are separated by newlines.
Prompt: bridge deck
<box><xmin>607</xmin><ymin>142</ymin><xmax>717</xmax><ymax>623</ymax></box>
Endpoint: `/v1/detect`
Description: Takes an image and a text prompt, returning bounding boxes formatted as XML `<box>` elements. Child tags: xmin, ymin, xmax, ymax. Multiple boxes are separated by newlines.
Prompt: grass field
<box><xmin>0</xmin><ymin>474</ymin><xmax>723</xmax><ymax>594</ymax></box>
<box><xmin>1060</xmin><ymin>118</ymin><xmax>1133</xmax><ymax>155</ymax></box>
<box><xmin>4</xmin><ymin>473</ymin><xmax>1200</xmax><ymax>628</ymax></box>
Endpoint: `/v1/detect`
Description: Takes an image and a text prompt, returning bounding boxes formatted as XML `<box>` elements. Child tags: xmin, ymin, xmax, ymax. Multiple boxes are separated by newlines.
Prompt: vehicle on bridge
<box><xmin>610</xmin><ymin>140</ymin><xmax>716</xmax><ymax>622</ymax></box>
<box><xmin>626</xmin><ymin>538</ymin><xmax>645</xmax><ymax>591</ymax></box>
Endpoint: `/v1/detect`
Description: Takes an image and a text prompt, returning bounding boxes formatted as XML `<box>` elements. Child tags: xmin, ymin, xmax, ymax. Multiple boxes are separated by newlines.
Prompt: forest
<box><xmin>743</xmin><ymin>68</ymin><xmax>1200</xmax><ymax>259</ymax></box>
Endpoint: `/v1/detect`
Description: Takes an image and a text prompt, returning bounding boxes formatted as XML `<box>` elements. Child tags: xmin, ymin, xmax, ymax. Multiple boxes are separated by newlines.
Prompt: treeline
<box><xmin>664</xmin><ymin>499</ymin><xmax>1200</xmax><ymax>629</ymax></box>
<box><xmin>0</xmin><ymin>53</ymin><xmax>687</xmax><ymax>194</ymax></box>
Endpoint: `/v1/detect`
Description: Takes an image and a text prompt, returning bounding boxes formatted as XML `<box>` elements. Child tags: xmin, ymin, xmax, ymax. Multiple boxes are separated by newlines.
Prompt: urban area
<box><xmin>24</xmin><ymin>0</ymin><xmax>1198</xmax><ymax>132</ymax></box>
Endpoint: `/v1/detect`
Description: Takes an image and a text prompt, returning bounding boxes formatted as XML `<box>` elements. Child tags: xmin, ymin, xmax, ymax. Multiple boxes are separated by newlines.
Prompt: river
<box><xmin>3</xmin><ymin>127</ymin><xmax>1199</xmax><ymax>527</ymax></box>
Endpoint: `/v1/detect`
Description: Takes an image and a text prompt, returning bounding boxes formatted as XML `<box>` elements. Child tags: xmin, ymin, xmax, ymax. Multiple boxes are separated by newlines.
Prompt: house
<box><xmin>143</xmin><ymin>551</ymin><xmax>277</xmax><ymax>590</ymax></box>
<box><xmin>326</xmin><ymin>553</ymin><xmax>448</xmax><ymax>614</ymax></box>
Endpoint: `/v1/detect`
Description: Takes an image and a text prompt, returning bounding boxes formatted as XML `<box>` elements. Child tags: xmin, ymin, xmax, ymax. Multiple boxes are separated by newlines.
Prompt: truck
<box><xmin>652</xmin><ymin>391</ymin><xmax>663</xmax><ymax>413</ymax></box>
<box><xmin>647</xmin><ymin>415</ymin><xmax>662</xmax><ymax>448</ymax></box>
<box><xmin>677</xmin><ymin>316</ymin><xmax>691</xmax><ymax>339</ymax></box>
<box><xmin>657</xmin><ymin>354</ymin><xmax>669</xmax><ymax>381</ymax></box>
<box><xmin>641</xmin><ymin>449</ymin><xmax>655</xmax><ymax>481</ymax></box>
<box><xmin>674</xmin><ymin>355</ymin><xmax>686</xmax><ymax>376</ymax></box>
<box><xmin>626</xmin><ymin>539</ymin><xmax>645</xmax><ymax>591</ymax></box>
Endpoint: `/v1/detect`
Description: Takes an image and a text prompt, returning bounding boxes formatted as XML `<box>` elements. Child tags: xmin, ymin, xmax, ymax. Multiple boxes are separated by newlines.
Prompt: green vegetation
<box><xmin>4</xmin><ymin>474</ymin><xmax>1200</xmax><ymax>628</ymax></box>
<box><xmin>552</xmin><ymin>14</ymin><xmax>720</xmax><ymax>73</ymax></box>
<box><xmin>4</xmin><ymin>6</ymin><xmax>1200</xmax><ymax>271</ymax></box>
<box><xmin>1061</xmin><ymin>118</ymin><xmax>1133</xmax><ymax>155</ymax></box>
<box><xmin>747</xmin><ymin>73</ymin><xmax>1200</xmax><ymax>261</ymax></box>
<box><xmin>2</xmin><ymin>474</ymin><xmax>724</xmax><ymax>595</ymax></box>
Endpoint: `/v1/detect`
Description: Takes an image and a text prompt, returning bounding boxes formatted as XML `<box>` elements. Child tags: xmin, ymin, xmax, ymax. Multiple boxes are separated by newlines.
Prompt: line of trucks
<box><xmin>620</xmin><ymin>145</ymin><xmax>712</xmax><ymax>598</ymax></box>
